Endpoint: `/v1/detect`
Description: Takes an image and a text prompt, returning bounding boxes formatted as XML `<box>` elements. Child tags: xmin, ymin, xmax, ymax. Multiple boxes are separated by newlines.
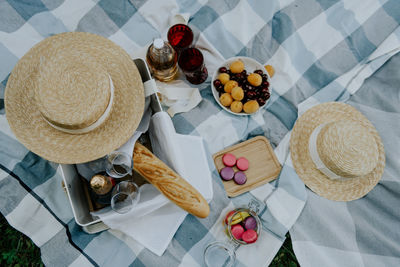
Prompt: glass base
<box><xmin>204</xmin><ymin>241</ymin><xmax>236</xmax><ymax>267</ymax></box>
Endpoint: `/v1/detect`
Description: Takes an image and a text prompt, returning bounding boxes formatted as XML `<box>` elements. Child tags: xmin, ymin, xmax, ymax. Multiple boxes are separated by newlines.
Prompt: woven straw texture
<box><xmin>5</xmin><ymin>32</ymin><xmax>144</xmax><ymax>164</ymax></box>
<box><xmin>36</xmin><ymin>48</ymin><xmax>111</xmax><ymax>130</ymax></box>
<box><xmin>290</xmin><ymin>102</ymin><xmax>385</xmax><ymax>201</ymax></box>
<box><xmin>317</xmin><ymin>120</ymin><xmax>379</xmax><ymax>178</ymax></box>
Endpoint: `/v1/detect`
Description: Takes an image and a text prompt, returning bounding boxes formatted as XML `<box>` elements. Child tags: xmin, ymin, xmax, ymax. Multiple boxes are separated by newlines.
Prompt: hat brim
<box><xmin>290</xmin><ymin>102</ymin><xmax>385</xmax><ymax>201</ymax></box>
<box><xmin>5</xmin><ymin>32</ymin><xmax>144</xmax><ymax>164</ymax></box>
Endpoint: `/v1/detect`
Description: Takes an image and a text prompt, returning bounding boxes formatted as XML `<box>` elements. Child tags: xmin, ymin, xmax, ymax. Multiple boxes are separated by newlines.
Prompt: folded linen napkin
<box><xmin>92</xmin><ymin>111</ymin><xmax>213</xmax><ymax>256</ymax></box>
<box><xmin>156</xmin><ymin>80</ymin><xmax>203</xmax><ymax>117</ymax></box>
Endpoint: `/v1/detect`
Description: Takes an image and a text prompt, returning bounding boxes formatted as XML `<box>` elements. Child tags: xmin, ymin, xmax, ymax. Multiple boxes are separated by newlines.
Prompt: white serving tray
<box><xmin>61</xmin><ymin>164</ymin><xmax>108</xmax><ymax>233</ymax></box>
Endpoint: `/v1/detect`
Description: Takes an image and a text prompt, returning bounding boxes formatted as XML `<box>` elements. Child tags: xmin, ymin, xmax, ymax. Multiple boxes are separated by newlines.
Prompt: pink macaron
<box><xmin>236</xmin><ymin>157</ymin><xmax>249</xmax><ymax>171</ymax></box>
<box><xmin>222</xmin><ymin>153</ymin><xmax>236</xmax><ymax>167</ymax></box>
<box><xmin>242</xmin><ymin>229</ymin><xmax>258</xmax><ymax>243</ymax></box>
<box><xmin>231</xmin><ymin>224</ymin><xmax>245</xmax><ymax>240</ymax></box>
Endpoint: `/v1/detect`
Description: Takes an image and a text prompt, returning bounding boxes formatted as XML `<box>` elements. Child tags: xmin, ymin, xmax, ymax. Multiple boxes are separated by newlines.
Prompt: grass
<box><xmin>270</xmin><ymin>233</ymin><xmax>300</xmax><ymax>267</ymax></box>
<box><xmin>1</xmin><ymin>214</ymin><xmax>298</xmax><ymax>266</ymax></box>
<box><xmin>0</xmin><ymin>215</ymin><xmax>43</xmax><ymax>266</ymax></box>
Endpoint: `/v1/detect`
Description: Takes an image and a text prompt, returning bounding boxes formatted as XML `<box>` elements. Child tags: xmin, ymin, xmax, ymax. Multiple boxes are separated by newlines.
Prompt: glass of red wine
<box><xmin>178</xmin><ymin>47</ymin><xmax>208</xmax><ymax>84</ymax></box>
<box><xmin>167</xmin><ymin>24</ymin><xmax>194</xmax><ymax>54</ymax></box>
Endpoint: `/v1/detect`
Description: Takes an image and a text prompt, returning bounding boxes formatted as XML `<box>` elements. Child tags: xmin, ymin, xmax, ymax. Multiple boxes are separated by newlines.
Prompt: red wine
<box><xmin>168</xmin><ymin>24</ymin><xmax>193</xmax><ymax>51</ymax></box>
<box><xmin>178</xmin><ymin>48</ymin><xmax>208</xmax><ymax>84</ymax></box>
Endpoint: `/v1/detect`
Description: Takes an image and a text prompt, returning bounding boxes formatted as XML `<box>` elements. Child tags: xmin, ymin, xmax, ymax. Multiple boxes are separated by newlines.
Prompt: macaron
<box><xmin>242</xmin><ymin>229</ymin><xmax>258</xmax><ymax>244</ymax></box>
<box><xmin>244</xmin><ymin>216</ymin><xmax>257</xmax><ymax>230</ymax></box>
<box><xmin>236</xmin><ymin>157</ymin><xmax>249</xmax><ymax>171</ymax></box>
<box><xmin>231</xmin><ymin>224</ymin><xmax>244</xmax><ymax>240</ymax></box>
<box><xmin>220</xmin><ymin>167</ymin><xmax>234</xmax><ymax>181</ymax></box>
<box><xmin>230</xmin><ymin>211</ymin><xmax>250</xmax><ymax>225</ymax></box>
<box><xmin>233</xmin><ymin>171</ymin><xmax>247</xmax><ymax>185</ymax></box>
<box><xmin>224</xmin><ymin>210</ymin><xmax>236</xmax><ymax>225</ymax></box>
<box><xmin>222</xmin><ymin>153</ymin><xmax>236</xmax><ymax>167</ymax></box>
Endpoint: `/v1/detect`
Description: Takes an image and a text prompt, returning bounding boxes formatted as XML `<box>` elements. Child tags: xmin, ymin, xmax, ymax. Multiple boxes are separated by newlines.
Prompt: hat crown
<box><xmin>35</xmin><ymin>50</ymin><xmax>111</xmax><ymax>130</ymax></box>
<box><xmin>316</xmin><ymin>120</ymin><xmax>379</xmax><ymax>178</ymax></box>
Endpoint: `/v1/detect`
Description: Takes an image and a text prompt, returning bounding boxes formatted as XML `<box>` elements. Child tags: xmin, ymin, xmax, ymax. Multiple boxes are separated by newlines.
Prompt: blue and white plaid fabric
<box><xmin>1</xmin><ymin>0</ymin><xmax>399</xmax><ymax>266</ymax></box>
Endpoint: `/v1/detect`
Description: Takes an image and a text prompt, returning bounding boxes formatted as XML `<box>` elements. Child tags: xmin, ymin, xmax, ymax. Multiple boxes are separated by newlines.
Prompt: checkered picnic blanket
<box><xmin>1</xmin><ymin>0</ymin><xmax>399</xmax><ymax>266</ymax></box>
<box><xmin>289</xmin><ymin>40</ymin><xmax>400</xmax><ymax>267</ymax></box>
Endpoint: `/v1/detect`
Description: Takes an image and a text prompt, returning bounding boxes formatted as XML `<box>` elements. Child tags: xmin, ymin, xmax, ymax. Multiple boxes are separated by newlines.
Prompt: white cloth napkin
<box><xmin>92</xmin><ymin>111</ymin><xmax>213</xmax><ymax>256</ymax></box>
<box><xmin>156</xmin><ymin>80</ymin><xmax>203</xmax><ymax>117</ymax></box>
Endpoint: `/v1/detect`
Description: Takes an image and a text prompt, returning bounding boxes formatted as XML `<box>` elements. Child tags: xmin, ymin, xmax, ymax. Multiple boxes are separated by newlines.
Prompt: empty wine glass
<box><xmin>111</xmin><ymin>181</ymin><xmax>140</xmax><ymax>214</ymax></box>
<box><xmin>105</xmin><ymin>151</ymin><xmax>133</xmax><ymax>178</ymax></box>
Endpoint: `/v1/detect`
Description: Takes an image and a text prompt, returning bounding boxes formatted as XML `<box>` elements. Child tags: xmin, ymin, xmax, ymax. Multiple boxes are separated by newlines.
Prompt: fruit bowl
<box><xmin>211</xmin><ymin>57</ymin><xmax>271</xmax><ymax>116</ymax></box>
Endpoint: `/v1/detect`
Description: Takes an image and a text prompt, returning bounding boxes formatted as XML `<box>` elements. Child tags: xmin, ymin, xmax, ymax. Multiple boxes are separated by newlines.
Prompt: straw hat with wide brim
<box><xmin>5</xmin><ymin>32</ymin><xmax>144</xmax><ymax>164</ymax></box>
<box><xmin>290</xmin><ymin>102</ymin><xmax>385</xmax><ymax>201</ymax></box>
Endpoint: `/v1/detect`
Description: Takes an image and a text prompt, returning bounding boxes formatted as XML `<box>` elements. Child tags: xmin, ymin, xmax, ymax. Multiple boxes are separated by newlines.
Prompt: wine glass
<box><xmin>111</xmin><ymin>181</ymin><xmax>140</xmax><ymax>214</ymax></box>
<box><xmin>167</xmin><ymin>24</ymin><xmax>194</xmax><ymax>54</ymax></box>
<box><xmin>178</xmin><ymin>47</ymin><xmax>208</xmax><ymax>84</ymax></box>
<box><xmin>105</xmin><ymin>151</ymin><xmax>133</xmax><ymax>178</ymax></box>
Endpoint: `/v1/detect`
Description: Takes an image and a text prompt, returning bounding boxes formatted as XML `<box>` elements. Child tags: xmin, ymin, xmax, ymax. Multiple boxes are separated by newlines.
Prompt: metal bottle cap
<box><xmin>90</xmin><ymin>174</ymin><xmax>113</xmax><ymax>195</ymax></box>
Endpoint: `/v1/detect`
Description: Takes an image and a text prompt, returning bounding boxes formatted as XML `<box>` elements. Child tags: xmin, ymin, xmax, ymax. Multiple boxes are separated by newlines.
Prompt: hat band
<box><xmin>44</xmin><ymin>75</ymin><xmax>114</xmax><ymax>134</ymax></box>
<box><xmin>308</xmin><ymin>123</ymin><xmax>346</xmax><ymax>181</ymax></box>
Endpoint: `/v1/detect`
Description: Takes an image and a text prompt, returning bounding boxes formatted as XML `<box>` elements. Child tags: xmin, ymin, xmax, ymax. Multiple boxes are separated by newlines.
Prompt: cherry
<box><xmin>254</xmin><ymin>69</ymin><xmax>263</xmax><ymax>76</ymax></box>
<box><xmin>219</xmin><ymin>67</ymin><xmax>228</xmax><ymax>73</ymax></box>
<box><xmin>238</xmin><ymin>79</ymin><xmax>245</xmax><ymax>86</ymax></box>
<box><xmin>261</xmin><ymin>87</ymin><xmax>269</xmax><ymax>94</ymax></box>
<box><xmin>257</xmin><ymin>98</ymin><xmax>266</xmax><ymax>106</ymax></box>
<box><xmin>262</xmin><ymin>81</ymin><xmax>269</xmax><ymax>88</ymax></box>
<box><xmin>213</xmin><ymin>79</ymin><xmax>222</xmax><ymax>87</ymax></box>
<box><xmin>262</xmin><ymin>74</ymin><xmax>268</xmax><ymax>81</ymax></box>
<box><xmin>246</xmin><ymin>91</ymin><xmax>257</xmax><ymax>99</ymax></box>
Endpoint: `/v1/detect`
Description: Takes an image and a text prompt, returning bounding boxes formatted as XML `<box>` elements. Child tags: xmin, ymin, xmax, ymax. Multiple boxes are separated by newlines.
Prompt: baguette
<box><xmin>133</xmin><ymin>142</ymin><xmax>210</xmax><ymax>218</ymax></box>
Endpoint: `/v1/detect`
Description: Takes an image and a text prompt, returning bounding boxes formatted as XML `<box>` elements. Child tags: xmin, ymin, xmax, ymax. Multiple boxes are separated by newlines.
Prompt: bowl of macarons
<box><xmin>212</xmin><ymin>57</ymin><xmax>272</xmax><ymax>115</ymax></box>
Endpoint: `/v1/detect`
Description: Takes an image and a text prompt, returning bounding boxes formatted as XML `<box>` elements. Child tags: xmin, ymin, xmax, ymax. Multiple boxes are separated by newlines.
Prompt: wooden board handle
<box><xmin>133</xmin><ymin>142</ymin><xmax>210</xmax><ymax>218</ymax></box>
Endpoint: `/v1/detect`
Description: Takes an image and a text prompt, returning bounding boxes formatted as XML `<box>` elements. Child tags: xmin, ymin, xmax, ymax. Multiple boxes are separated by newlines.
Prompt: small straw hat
<box><xmin>290</xmin><ymin>102</ymin><xmax>385</xmax><ymax>201</ymax></box>
<box><xmin>5</xmin><ymin>32</ymin><xmax>144</xmax><ymax>164</ymax></box>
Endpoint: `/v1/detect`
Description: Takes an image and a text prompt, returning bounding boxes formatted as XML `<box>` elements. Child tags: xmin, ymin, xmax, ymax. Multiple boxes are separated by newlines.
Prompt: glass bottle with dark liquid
<box><xmin>146</xmin><ymin>38</ymin><xmax>178</xmax><ymax>82</ymax></box>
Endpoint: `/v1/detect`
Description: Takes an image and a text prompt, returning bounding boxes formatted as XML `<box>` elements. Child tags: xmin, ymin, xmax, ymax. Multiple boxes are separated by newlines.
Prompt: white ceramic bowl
<box><xmin>211</xmin><ymin>56</ymin><xmax>271</xmax><ymax>116</ymax></box>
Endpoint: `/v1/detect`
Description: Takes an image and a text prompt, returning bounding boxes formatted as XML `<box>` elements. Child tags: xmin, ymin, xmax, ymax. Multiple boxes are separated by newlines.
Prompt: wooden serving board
<box><xmin>213</xmin><ymin>136</ymin><xmax>281</xmax><ymax>197</ymax></box>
